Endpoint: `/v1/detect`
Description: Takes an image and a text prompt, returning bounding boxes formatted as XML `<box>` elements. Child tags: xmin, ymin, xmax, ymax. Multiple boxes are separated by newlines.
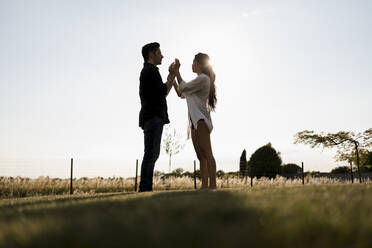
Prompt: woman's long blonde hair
<box><xmin>194</xmin><ymin>53</ymin><xmax>217</xmax><ymax>111</ymax></box>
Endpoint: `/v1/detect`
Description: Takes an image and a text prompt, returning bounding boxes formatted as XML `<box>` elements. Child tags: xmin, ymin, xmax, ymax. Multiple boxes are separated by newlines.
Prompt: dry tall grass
<box><xmin>1</xmin><ymin>175</ymin><xmax>366</xmax><ymax>198</ymax></box>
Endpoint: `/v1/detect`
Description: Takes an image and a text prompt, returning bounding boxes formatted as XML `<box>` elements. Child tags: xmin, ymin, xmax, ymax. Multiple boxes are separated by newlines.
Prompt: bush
<box><xmin>306</xmin><ymin>171</ymin><xmax>320</xmax><ymax>178</ymax></box>
<box><xmin>216</xmin><ymin>170</ymin><xmax>225</xmax><ymax>177</ymax></box>
<box><xmin>182</xmin><ymin>171</ymin><xmax>194</xmax><ymax>178</ymax></box>
<box><xmin>194</xmin><ymin>170</ymin><xmax>201</xmax><ymax>180</ymax></box>
<box><xmin>281</xmin><ymin>163</ymin><xmax>301</xmax><ymax>174</ymax></box>
<box><xmin>331</xmin><ymin>166</ymin><xmax>350</xmax><ymax>174</ymax></box>
<box><xmin>364</xmin><ymin>151</ymin><xmax>372</xmax><ymax>166</ymax></box>
<box><xmin>248</xmin><ymin>143</ymin><xmax>282</xmax><ymax>179</ymax></box>
<box><xmin>172</xmin><ymin>168</ymin><xmax>184</xmax><ymax>177</ymax></box>
<box><xmin>361</xmin><ymin>165</ymin><xmax>372</xmax><ymax>173</ymax></box>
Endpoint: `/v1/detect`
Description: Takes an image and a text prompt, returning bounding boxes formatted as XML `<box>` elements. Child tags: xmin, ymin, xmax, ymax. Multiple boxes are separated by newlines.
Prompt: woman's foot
<box><xmin>209</xmin><ymin>184</ymin><xmax>217</xmax><ymax>190</ymax></box>
<box><xmin>199</xmin><ymin>185</ymin><xmax>209</xmax><ymax>191</ymax></box>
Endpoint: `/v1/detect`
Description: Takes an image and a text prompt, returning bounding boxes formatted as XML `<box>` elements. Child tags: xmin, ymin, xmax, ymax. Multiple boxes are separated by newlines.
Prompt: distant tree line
<box><xmin>239</xmin><ymin>143</ymin><xmax>302</xmax><ymax>179</ymax></box>
<box><xmin>156</xmin><ymin>135</ymin><xmax>371</xmax><ymax>179</ymax></box>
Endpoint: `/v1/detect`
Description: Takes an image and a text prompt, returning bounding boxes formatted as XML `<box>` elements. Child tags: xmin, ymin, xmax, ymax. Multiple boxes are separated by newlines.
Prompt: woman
<box><xmin>172</xmin><ymin>53</ymin><xmax>217</xmax><ymax>189</ymax></box>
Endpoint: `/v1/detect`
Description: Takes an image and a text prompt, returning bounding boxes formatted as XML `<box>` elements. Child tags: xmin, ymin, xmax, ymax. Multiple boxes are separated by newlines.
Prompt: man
<box><xmin>138</xmin><ymin>42</ymin><xmax>175</xmax><ymax>192</ymax></box>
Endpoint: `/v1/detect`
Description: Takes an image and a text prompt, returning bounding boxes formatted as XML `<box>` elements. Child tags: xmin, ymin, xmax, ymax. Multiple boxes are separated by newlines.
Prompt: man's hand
<box><xmin>166</xmin><ymin>59</ymin><xmax>181</xmax><ymax>96</ymax></box>
<box><xmin>168</xmin><ymin>62</ymin><xmax>175</xmax><ymax>74</ymax></box>
<box><xmin>166</xmin><ymin>65</ymin><xmax>176</xmax><ymax>96</ymax></box>
<box><xmin>167</xmin><ymin>69</ymin><xmax>175</xmax><ymax>83</ymax></box>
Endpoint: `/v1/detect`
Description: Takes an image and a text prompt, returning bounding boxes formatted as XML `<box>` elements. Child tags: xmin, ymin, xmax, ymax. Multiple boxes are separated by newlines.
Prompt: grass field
<box><xmin>0</xmin><ymin>175</ymin><xmax>353</xmax><ymax>198</ymax></box>
<box><xmin>1</xmin><ymin>184</ymin><xmax>372</xmax><ymax>248</ymax></box>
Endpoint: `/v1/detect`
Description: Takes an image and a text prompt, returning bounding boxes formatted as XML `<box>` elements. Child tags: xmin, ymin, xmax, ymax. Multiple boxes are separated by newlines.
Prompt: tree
<box><xmin>294</xmin><ymin>129</ymin><xmax>372</xmax><ymax>183</ymax></box>
<box><xmin>239</xmin><ymin>149</ymin><xmax>248</xmax><ymax>177</ymax></box>
<box><xmin>162</xmin><ymin>126</ymin><xmax>185</xmax><ymax>173</ymax></box>
<box><xmin>248</xmin><ymin>143</ymin><xmax>282</xmax><ymax>179</ymax></box>
<box><xmin>281</xmin><ymin>163</ymin><xmax>301</xmax><ymax>174</ymax></box>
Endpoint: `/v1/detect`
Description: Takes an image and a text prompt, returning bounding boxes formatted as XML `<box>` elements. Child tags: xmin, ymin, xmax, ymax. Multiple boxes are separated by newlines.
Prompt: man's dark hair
<box><xmin>142</xmin><ymin>42</ymin><xmax>160</xmax><ymax>62</ymax></box>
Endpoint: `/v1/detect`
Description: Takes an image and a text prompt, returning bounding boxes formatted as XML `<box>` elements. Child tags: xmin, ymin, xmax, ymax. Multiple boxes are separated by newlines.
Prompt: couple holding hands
<box><xmin>138</xmin><ymin>42</ymin><xmax>217</xmax><ymax>192</ymax></box>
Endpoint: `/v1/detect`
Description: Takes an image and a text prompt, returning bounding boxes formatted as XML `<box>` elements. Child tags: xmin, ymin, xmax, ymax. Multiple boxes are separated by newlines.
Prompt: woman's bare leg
<box><xmin>191</xmin><ymin>129</ymin><xmax>209</xmax><ymax>188</ymax></box>
<box><xmin>195</xmin><ymin>120</ymin><xmax>216</xmax><ymax>189</ymax></box>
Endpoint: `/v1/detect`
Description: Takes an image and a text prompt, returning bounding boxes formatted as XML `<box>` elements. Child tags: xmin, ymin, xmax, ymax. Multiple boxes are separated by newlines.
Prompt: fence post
<box><xmin>70</xmin><ymin>158</ymin><xmax>73</xmax><ymax>195</ymax></box>
<box><xmin>193</xmin><ymin>160</ymin><xmax>197</xmax><ymax>190</ymax></box>
<box><xmin>301</xmin><ymin>162</ymin><xmax>304</xmax><ymax>185</ymax></box>
<box><xmin>350</xmin><ymin>161</ymin><xmax>354</xmax><ymax>184</ymax></box>
<box><xmin>134</xmin><ymin>159</ymin><xmax>138</xmax><ymax>192</ymax></box>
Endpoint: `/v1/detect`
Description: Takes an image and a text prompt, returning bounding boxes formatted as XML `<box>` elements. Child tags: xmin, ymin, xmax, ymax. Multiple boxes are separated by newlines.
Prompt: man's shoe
<box><xmin>138</xmin><ymin>188</ymin><xmax>152</xmax><ymax>192</ymax></box>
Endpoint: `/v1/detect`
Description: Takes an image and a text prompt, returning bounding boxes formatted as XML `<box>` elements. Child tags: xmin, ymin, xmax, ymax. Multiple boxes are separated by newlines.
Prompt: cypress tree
<box><xmin>239</xmin><ymin>149</ymin><xmax>247</xmax><ymax>177</ymax></box>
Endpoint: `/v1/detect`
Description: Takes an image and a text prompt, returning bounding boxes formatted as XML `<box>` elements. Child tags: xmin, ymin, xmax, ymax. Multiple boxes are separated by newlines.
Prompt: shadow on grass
<box><xmin>0</xmin><ymin>190</ymin><xmax>266</xmax><ymax>248</ymax></box>
<box><xmin>0</xmin><ymin>192</ymin><xmax>135</xmax><ymax>210</ymax></box>
<box><xmin>2</xmin><ymin>187</ymin><xmax>371</xmax><ymax>248</ymax></box>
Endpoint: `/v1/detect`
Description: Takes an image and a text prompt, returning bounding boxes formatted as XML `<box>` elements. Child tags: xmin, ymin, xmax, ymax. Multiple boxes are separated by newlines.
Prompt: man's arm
<box><xmin>165</xmin><ymin>72</ymin><xmax>175</xmax><ymax>96</ymax></box>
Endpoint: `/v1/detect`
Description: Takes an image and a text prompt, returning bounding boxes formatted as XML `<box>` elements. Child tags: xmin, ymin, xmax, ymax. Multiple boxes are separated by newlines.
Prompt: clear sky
<box><xmin>1</xmin><ymin>0</ymin><xmax>371</xmax><ymax>178</ymax></box>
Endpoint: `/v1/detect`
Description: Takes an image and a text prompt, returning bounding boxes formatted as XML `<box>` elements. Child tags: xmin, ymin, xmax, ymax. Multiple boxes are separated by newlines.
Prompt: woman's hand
<box><xmin>174</xmin><ymin>59</ymin><xmax>181</xmax><ymax>71</ymax></box>
<box><xmin>173</xmin><ymin>79</ymin><xmax>183</xmax><ymax>98</ymax></box>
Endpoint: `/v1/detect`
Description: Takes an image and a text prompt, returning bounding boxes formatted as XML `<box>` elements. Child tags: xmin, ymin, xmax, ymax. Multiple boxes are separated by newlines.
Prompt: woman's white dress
<box><xmin>178</xmin><ymin>73</ymin><xmax>213</xmax><ymax>139</ymax></box>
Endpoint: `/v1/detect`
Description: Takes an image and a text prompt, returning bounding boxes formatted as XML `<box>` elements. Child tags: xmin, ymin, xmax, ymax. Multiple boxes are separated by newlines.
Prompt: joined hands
<box><xmin>168</xmin><ymin>59</ymin><xmax>183</xmax><ymax>98</ymax></box>
<box><xmin>168</xmin><ymin>59</ymin><xmax>181</xmax><ymax>75</ymax></box>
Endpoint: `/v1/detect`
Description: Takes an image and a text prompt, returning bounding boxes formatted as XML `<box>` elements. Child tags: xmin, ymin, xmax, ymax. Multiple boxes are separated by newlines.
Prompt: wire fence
<box><xmin>1</xmin><ymin>158</ymin><xmax>371</xmax><ymax>199</ymax></box>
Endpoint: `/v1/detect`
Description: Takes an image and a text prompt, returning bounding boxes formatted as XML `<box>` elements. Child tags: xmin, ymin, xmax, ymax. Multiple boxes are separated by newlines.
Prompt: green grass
<box><xmin>1</xmin><ymin>184</ymin><xmax>372</xmax><ymax>248</ymax></box>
